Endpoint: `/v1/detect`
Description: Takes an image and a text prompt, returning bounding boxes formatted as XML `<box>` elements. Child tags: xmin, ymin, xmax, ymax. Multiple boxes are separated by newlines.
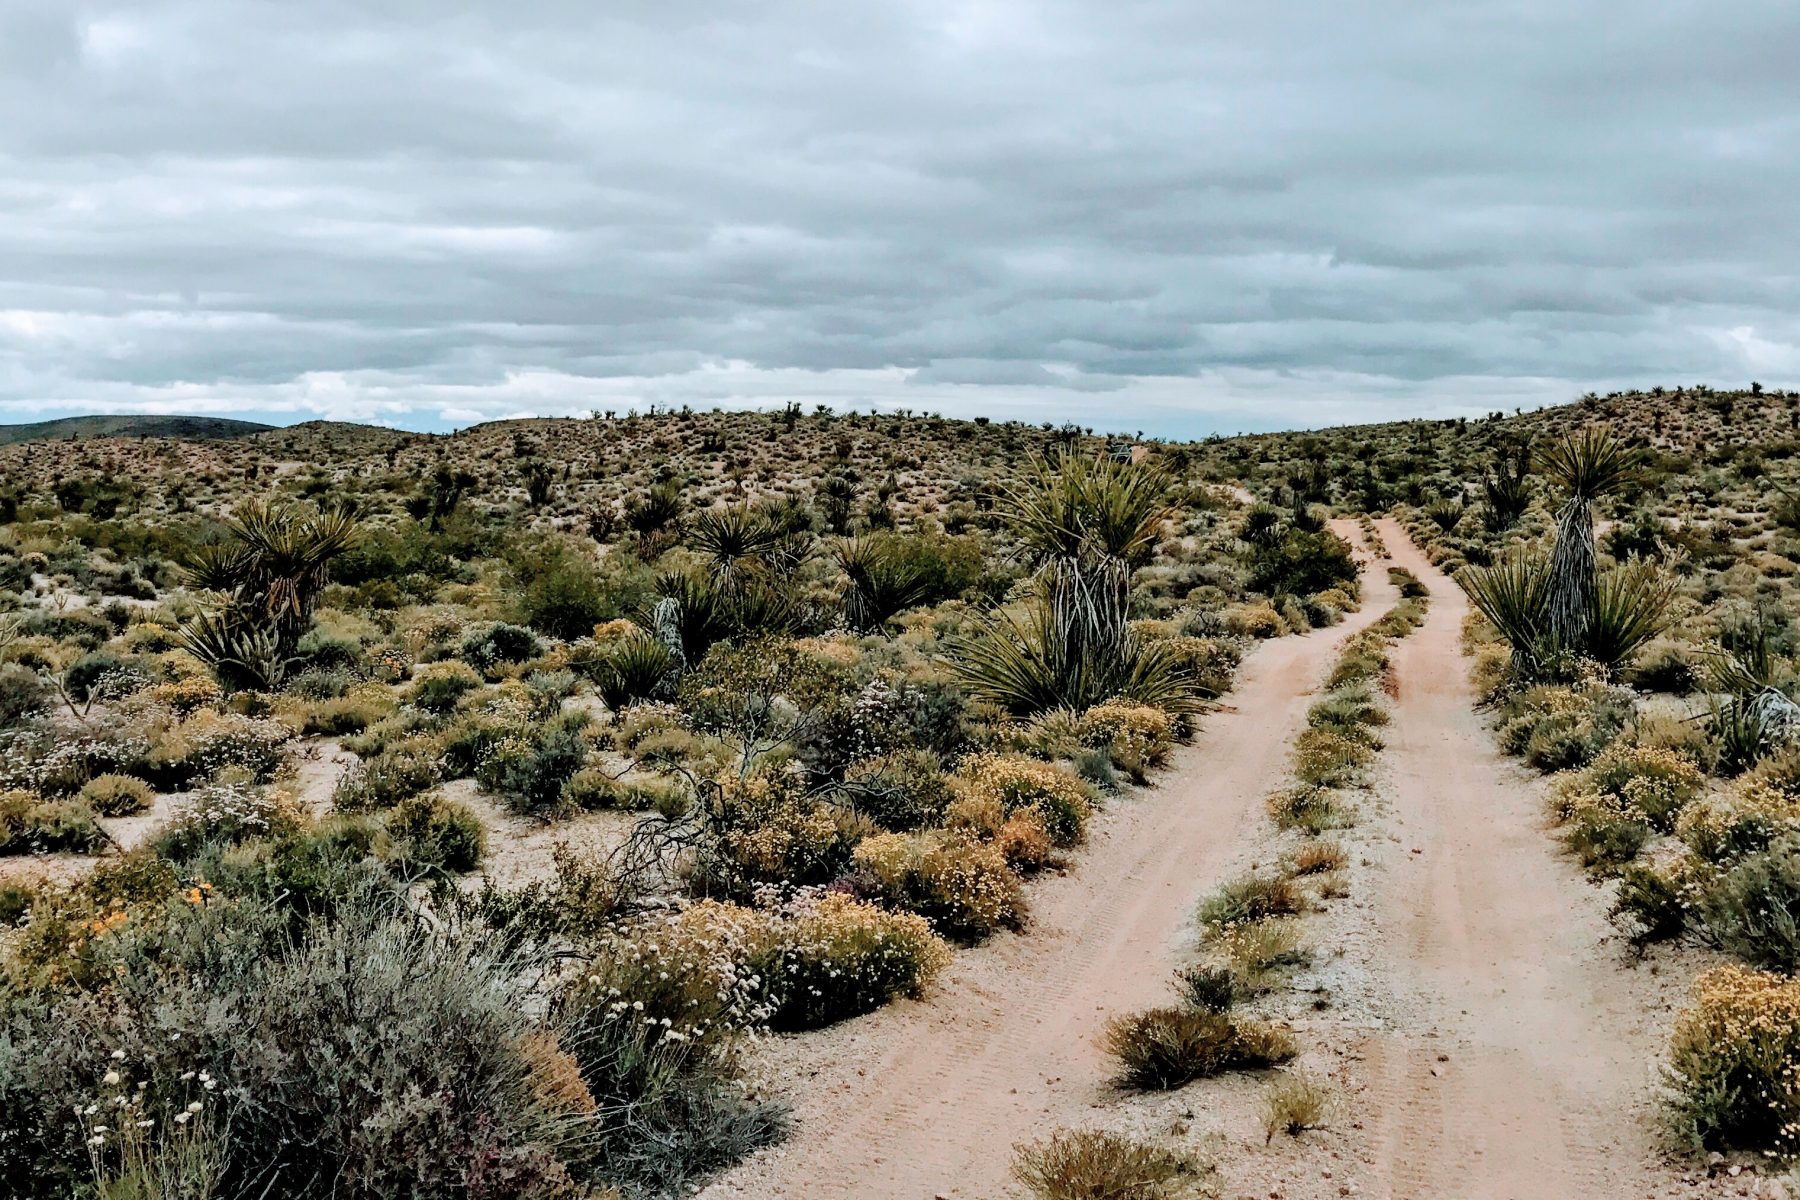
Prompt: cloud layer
<box><xmin>4</xmin><ymin>0</ymin><xmax>1798</xmax><ymax>436</ymax></box>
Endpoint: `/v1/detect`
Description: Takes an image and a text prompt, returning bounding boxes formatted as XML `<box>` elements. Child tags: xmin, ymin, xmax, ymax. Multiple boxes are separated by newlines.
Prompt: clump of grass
<box><xmin>1103</xmin><ymin>1007</ymin><xmax>1296</xmax><ymax>1089</ymax></box>
<box><xmin>1012</xmin><ymin>1129</ymin><xmax>1198</xmax><ymax>1200</ymax></box>
<box><xmin>1212</xmin><ymin>917</ymin><xmax>1309</xmax><ymax>989</ymax></box>
<box><xmin>1197</xmin><ymin>872</ymin><xmax>1305</xmax><ymax>928</ymax></box>
<box><xmin>1174</xmin><ymin>963</ymin><xmax>1238</xmax><ymax>1012</ymax></box>
<box><xmin>1265</xmin><ymin>784</ymin><xmax>1348</xmax><ymax>833</ymax></box>
<box><xmin>1261</xmin><ymin>1070</ymin><xmax>1334</xmax><ymax>1141</ymax></box>
<box><xmin>1288</xmin><ymin>838</ymin><xmax>1346</xmax><ymax>876</ymax></box>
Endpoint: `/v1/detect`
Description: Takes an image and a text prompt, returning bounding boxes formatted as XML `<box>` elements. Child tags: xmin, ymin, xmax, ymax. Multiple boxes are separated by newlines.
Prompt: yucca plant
<box><xmin>953</xmin><ymin>599</ymin><xmax>1202</xmax><ymax>717</ymax></box>
<box><xmin>1457</xmin><ymin>549</ymin><xmax>1551</xmax><ymax>678</ymax></box>
<box><xmin>686</xmin><ymin>504</ymin><xmax>784</xmax><ymax>588</ymax></box>
<box><xmin>1538</xmin><ymin>428</ymin><xmax>1643</xmax><ymax>655</ymax></box>
<box><xmin>597</xmin><ymin>631</ymin><xmax>677</xmax><ymax>712</ymax></box>
<box><xmin>1584</xmin><ymin>559</ymin><xmax>1679</xmax><ymax>673</ymax></box>
<box><xmin>836</xmin><ymin>534</ymin><xmax>937</xmax><ymax>633</ymax></box>
<box><xmin>1480</xmin><ymin>440</ymin><xmax>1533</xmax><ymax>532</ymax></box>
<box><xmin>1424</xmin><ymin>499</ymin><xmax>1465</xmax><ymax>534</ymax></box>
<box><xmin>994</xmin><ymin>450</ymin><xmax>1176</xmax><ymax>710</ymax></box>
<box><xmin>173</xmin><ymin>611</ymin><xmax>297</xmax><ymax>692</ymax></box>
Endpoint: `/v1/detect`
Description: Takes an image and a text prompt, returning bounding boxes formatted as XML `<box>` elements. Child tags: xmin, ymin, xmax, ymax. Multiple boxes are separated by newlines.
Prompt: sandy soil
<box><xmin>700</xmin><ymin>522</ymin><xmax>1395</xmax><ymax>1200</ymax></box>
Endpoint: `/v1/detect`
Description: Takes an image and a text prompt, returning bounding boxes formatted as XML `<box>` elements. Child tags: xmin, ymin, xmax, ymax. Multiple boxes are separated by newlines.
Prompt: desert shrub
<box><xmin>1261</xmin><ymin>1071</ymin><xmax>1333</xmax><ymax>1140</ymax></box>
<box><xmin>1289</xmin><ymin>839</ymin><xmax>1346</xmax><ymax>877</ymax></box>
<box><xmin>1307</xmin><ymin>684</ymin><xmax>1387</xmax><ymax>740</ymax></box>
<box><xmin>408</xmin><ymin>660</ymin><xmax>485</xmax><ymax>713</ymax></box>
<box><xmin>1103</xmin><ymin>1006</ymin><xmax>1295</xmax><ymax>1089</ymax></box>
<box><xmin>1175</xmin><ymin>964</ymin><xmax>1238</xmax><ymax>1013</ymax></box>
<box><xmin>149</xmin><ymin>783</ymin><xmax>303</xmax><ymax>864</ymax></box>
<box><xmin>853</xmin><ymin>831</ymin><xmax>1024</xmax><ymax>941</ymax></box>
<box><xmin>1165</xmin><ymin>635</ymin><xmax>1239</xmax><ymax>697</ymax></box>
<box><xmin>1197</xmin><ymin>872</ymin><xmax>1306</xmax><ymax>928</ymax></box>
<box><xmin>694</xmin><ymin>771</ymin><xmax>862</xmax><ymax>894</ymax></box>
<box><xmin>1210</xmin><ymin>918</ymin><xmax>1309</xmax><ymax>989</ymax></box>
<box><xmin>1265</xmin><ymin>784</ymin><xmax>1346</xmax><ymax>833</ymax></box>
<box><xmin>1011</xmin><ymin>1129</ymin><xmax>1195</xmax><ymax>1200</ymax></box>
<box><xmin>0</xmin><ymin>791</ymin><xmax>106</xmax><ymax>855</ymax></box>
<box><xmin>1247</xmin><ymin>527</ymin><xmax>1359</xmax><ymax>599</ymax></box>
<box><xmin>1692</xmin><ymin>837</ymin><xmax>1800</xmax><ymax>972</ymax></box>
<box><xmin>1558</xmin><ymin>788</ymin><xmax>1651</xmax><ymax>867</ymax></box>
<box><xmin>511</xmin><ymin>536</ymin><xmax>628</xmax><ymax>641</ymax></box>
<box><xmin>1630</xmin><ymin>638</ymin><xmax>1700</xmax><ymax>694</ymax></box>
<box><xmin>1665</xmin><ymin>965</ymin><xmax>1800</xmax><ymax>1155</ymax></box>
<box><xmin>0</xmin><ymin>663</ymin><xmax>48</xmax><ymax>728</ymax></box>
<box><xmin>143</xmin><ymin>711</ymin><xmax>291</xmax><ymax>790</ymax></box>
<box><xmin>755</xmin><ymin>893</ymin><xmax>951</xmax><ymax>1031</ymax></box>
<box><xmin>298</xmin><ymin>685</ymin><xmax>395</xmax><ymax>735</ymax></box>
<box><xmin>1496</xmin><ymin>685</ymin><xmax>1633</xmax><ymax>773</ymax></box>
<box><xmin>144</xmin><ymin>675</ymin><xmax>224</xmax><ymax>716</ymax></box>
<box><xmin>1612</xmin><ymin>861</ymin><xmax>1692</xmax><ymax>945</ymax></box>
<box><xmin>385</xmin><ymin>791</ymin><xmax>486</xmax><ymax>874</ymax></box>
<box><xmin>332</xmin><ymin>739</ymin><xmax>443</xmax><ymax>812</ymax></box>
<box><xmin>0</xmin><ymin>883</ymin><xmax>600</xmax><ymax>1200</ymax></box>
<box><xmin>460</xmin><ymin>622</ymin><xmax>543</xmax><ymax>675</ymax></box>
<box><xmin>476</xmin><ymin>714</ymin><xmax>594</xmax><ymax>819</ymax></box>
<box><xmin>77</xmin><ymin>773</ymin><xmax>154</xmax><ymax>817</ymax></box>
<box><xmin>1222</xmin><ymin>602</ymin><xmax>1286</xmax><ymax>639</ymax></box>
<box><xmin>1678</xmin><ymin>781</ymin><xmax>1800</xmax><ymax>865</ymax></box>
<box><xmin>1290</xmin><ymin>727</ymin><xmax>1373</xmax><ymax>788</ymax></box>
<box><xmin>953</xmin><ymin>754</ymin><xmax>1092</xmax><ymax>847</ymax></box>
<box><xmin>1078</xmin><ymin>700</ymin><xmax>1174</xmax><ymax>780</ymax></box>
<box><xmin>843</xmin><ymin>750</ymin><xmax>955</xmax><ymax>831</ymax></box>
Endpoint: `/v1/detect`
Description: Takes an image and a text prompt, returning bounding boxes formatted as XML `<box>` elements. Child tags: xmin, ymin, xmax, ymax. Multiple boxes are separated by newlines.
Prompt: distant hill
<box><xmin>0</xmin><ymin>415</ymin><xmax>276</xmax><ymax>446</ymax></box>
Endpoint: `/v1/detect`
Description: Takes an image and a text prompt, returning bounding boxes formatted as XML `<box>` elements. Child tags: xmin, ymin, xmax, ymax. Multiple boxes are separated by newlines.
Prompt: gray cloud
<box><xmin>2</xmin><ymin>0</ymin><xmax>1798</xmax><ymax>437</ymax></box>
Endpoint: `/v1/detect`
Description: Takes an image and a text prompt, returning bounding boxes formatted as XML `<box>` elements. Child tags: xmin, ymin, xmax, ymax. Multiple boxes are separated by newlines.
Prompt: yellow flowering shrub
<box><xmin>758</xmin><ymin>892</ymin><xmax>952</xmax><ymax>1030</ymax></box>
<box><xmin>853</xmin><ymin>831</ymin><xmax>1024</xmax><ymax>941</ymax></box>
<box><xmin>1677</xmin><ymin>780</ymin><xmax>1800</xmax><ymax>865</ymax></box>
<box><xmin>994</xmin><ymin>810</ymin><xmax>1054</xmax><ymax>871</ymax></box>
<box><xmin>1223</xmin><ymin>602</ymin><xmax>1287</xmax><ymax>639</ymax></box>
<box><xmin>707</xmin><ymin>772</ymin><xmax>859</xmax><ymax>890</ymax></box>
<box><xmin>143</xmin><ymin>675</ymin><xmax>223</xmax><ymax>716</ymax></box>
<box><xmin>952</xmin><ymin>753</ymin><xmax>1091</xmax><ymax>847</ymax></box>
<box><xmin>1290</xmin><ymin>727</ymin><xmax>1372</xmax><ymax>788</ymax></box>
<box><xmin>1079</xmin><ymin>700</ymin><xmax>1174</xmax><ymax>780</ymax></box>
<box><xmin>1551</xmin><ymin>745</ymin><xmax>1704</xmax><ymax>831</ymax></box>
<box><xmin>1666</xmin><ymin>965</ymin><xmax>1800</xmax><ymax>1154</ymax></box>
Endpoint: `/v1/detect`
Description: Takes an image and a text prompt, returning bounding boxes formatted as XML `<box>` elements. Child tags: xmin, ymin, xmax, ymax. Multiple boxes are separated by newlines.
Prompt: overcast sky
<box><xmin>3</xmin><ymin>1</ymin><xmax>1797</xmax><ymax>437</ymax></box>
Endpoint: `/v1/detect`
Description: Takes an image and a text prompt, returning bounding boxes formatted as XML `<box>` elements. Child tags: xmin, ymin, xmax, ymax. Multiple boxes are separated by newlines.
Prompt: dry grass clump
<box><xmin>1288</xmin><ymin>838</ymin><xmax>1346</xmax><ymax>876</ymax></box>
<box><xmin>1265</xmin><ymin>783</ymin><xmax>1347</xmax><ymax>833</ymax></box>
<box><xmin>1196</xmin><ymin>872</ymin><xmax>1306</xmax><ymax>928</ymax></box>
<box><xmin>1103</xmin><ymin>1006</ymin><xmax>1296</xmax><ymax>1089</ymax></box>
<box><xmin>1210</xmin><ymin>917</ymin><xmax>1309</xmax><ymax>989</ymax></box>
<box><xmin>1012</xmin><ymin>1129</ymin><xmax>1200</xmax><ymax>1200</ymax></box>
<box><xmin>1260</xmin><ymin>1070</ymin><xmax>1334</xmax><ymax>1141</ymax></box>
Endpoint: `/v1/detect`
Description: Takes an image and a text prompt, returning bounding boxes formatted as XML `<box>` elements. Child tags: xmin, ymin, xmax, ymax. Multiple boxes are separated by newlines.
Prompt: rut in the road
<box><xmin>1355</xmin><ymin>518</ymin><xmax>1670</xmax><ymax>1200</ymax></box>
<box><xmin>702</xmin><ymin>523</ymin><xmax>1390</xmax><ymax>1200</ymax></box>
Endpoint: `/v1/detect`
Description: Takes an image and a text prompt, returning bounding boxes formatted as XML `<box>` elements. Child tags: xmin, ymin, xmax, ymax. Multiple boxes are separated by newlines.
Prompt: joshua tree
<box><xmin>1538</xmin><ymin>429</ymin><xmax>1642</xmax><ymax>656</ymax></box>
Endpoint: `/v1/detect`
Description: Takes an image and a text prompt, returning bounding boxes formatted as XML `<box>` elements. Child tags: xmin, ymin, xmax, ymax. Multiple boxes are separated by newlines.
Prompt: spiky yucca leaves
<box><xmin>687</xmin><ymin>504</ymin><xmax>786</xmax><ymax>589</ymax></box>
<box><xmin>836</xmin><ymin>535</ymin><xmax>937</xmax><ymax>633</ymax></box>
<box><xmin>995</xmin><ymin>451</ymin><xmax>1176</xmax><ymax>711</ymax></box>
<box><xmin>1480</xmin><ymin>440</ymin><xmax>1533</xmax><ymax>532</ymax></box>
<box><xmin>652</xmin><ymin>569</ymin><xmax>801</xmax><ymax>666</ymax></box>
<box><xmin>178</xmin><ymin>501</ymin><xmax>358</xmax><ymax>688</ymax></box>
<box><xmin>184</xmin><ymin>501</ymin><xmax>359</xmax><ymax>643</ymax></box>
<box><xmin>1460</xmin><ymin>549</ymin><xmax>1674</xmax><ymax>681</ymax></box>
<box><xmin>1424</xmin><ymin>499</ymin><xmax>1465</xmax><ymax>533</ymax></box>
<box><xmin>1538</xmin><ymin>429</ymin><xmax>1643</xmax><ymax>655</ymax></box>
<box><xmin>953</xmin><ymin>600</ymin><xmax>1202</xmax><ymax>717</ymax></box>
<box><xmin>596</xmin><ymin>631</ymin><xmax>677</xmax><ymax>712</ymax></box>
<box><xmin>1585</xmin><ymin>558</ymin><xmax>1679</xmax><ymax>673</ymax></box>
<box><xmin>1458</xmin><ymin>549</ymin><xmax>1551</xmax><ymax>678</ymax></box>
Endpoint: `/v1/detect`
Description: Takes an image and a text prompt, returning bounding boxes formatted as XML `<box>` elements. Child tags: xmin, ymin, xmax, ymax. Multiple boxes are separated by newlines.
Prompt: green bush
<box><xmin>0</xmin><ymin>792</ymin><xmax>106</xmax><ymax>855</ymax></box>
<box><xmin>1665</xmin><ymin>965</ymin><xmax>1800</xmax><ymax>1155</ymax></box>
<box><xmin>385</xmin><ymin>791</ymin><xmax>486</xmax><ymax>874</ymax></box>
<box><xmin>1694</xmin><ymin>837</ymin><xmax>1800</xmax><ymax>972</ymax></box>
<box><xmin>77</xmin><ymin>773</ymin><xmax>154</xmax><ymax>817</ymax></box>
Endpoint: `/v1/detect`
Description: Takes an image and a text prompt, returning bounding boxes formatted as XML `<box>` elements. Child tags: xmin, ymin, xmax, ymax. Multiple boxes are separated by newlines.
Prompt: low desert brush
<box><xmin>1197</xmin><ymin>872</ymin><xmax>1305</xmax><ymax>928</ymax></box>
<box><xmin>1210</xmin><ymin>918</ymin><xmax>1309</xmax><ymax>989</ymax></box>
<box><xmin>1265</xmin><ymin>784</ymin><xmax>1347</xmax><ymax>833</ymax></box>
<box><xmin>1288</xmin><ymin>839</ymin><xmax>1346</xmax><ymax>876</ymax></box>
<box><xmin>1104</xmin><ymin>1006</ymin><xmax>1296</xmax><ymax>1089</ymax></box>
<box><xmin>1261</xmin><ymin>1070</ymin><xmax>1333</xmax><ymax>1141</ymax></box>
<box><xmin>1665</xmin><ymin>964</ymin><xmax>1800</xmax><ymax>1155</ymax></box>
<box><xmin>1012</xmin><ymin>1129</ymin><xmax>1197</xmax><ymax>1200</ymax></box>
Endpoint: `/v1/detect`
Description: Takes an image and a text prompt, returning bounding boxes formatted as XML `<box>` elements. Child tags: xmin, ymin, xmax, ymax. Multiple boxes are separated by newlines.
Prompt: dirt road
<box><xmin>1354</xmin><ymin>518</ymin><xmax>1678</xmax><ymax>1199</ymax></box>
<box><xmin>702</xmin><ymin>524</ymin><xmax>1394</xmax><ymax>1200</ymax></box>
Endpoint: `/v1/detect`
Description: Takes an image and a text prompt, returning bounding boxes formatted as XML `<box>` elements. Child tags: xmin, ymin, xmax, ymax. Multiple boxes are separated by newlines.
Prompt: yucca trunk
<box><xmin>1544</xmin><ymin>496</ymin><xmax>1596</xmax><ymax>655</ymax></box>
